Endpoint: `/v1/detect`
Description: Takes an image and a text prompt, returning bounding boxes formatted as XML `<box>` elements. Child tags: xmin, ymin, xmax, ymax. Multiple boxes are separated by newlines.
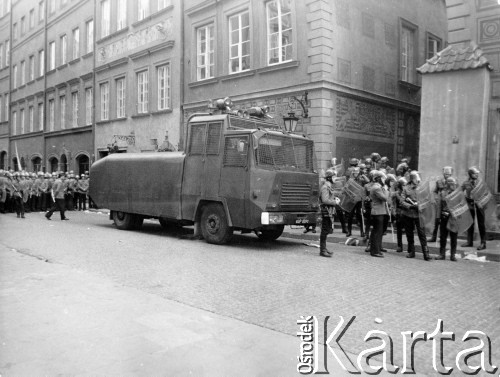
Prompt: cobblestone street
<box><xmin>1</xmin><ymin>210</ymin><xmax>499</xmax><ymax>375</ymax></box>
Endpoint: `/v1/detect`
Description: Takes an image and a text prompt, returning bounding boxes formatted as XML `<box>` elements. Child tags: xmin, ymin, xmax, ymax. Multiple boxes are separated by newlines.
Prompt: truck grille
<box><xmin>281</xmin><ymin>183</ymin><xmax>311</xmax><ymax>209</ymax></box>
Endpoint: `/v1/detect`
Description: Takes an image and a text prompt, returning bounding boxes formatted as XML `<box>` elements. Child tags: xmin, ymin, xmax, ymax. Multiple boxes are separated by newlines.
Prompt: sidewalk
<box><xmin>1</xmin><ymin>244</ymin><xmax>407</xmax><ymax>377</ymax></box>
<box><xmin>282</xmin><ymin>224</ymin><xmax>500</xmax><ymax>262</ymax></box>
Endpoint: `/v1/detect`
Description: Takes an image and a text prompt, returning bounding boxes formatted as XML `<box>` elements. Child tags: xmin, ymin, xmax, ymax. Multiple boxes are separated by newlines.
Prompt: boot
<box><xmin>423</xmin><ymin>247</ymin><xmax>432</xmax><ymax>261</ymax></box>
<box><xmin>346</xmin><ymin>219</ymin><xmax>352</xmax><ymax>237</ymax></box>
<box><xmin>435</xmin><ymin>249</ymin><xmax>446</xmax><ymax>260</ymax></box>
<box><xmin>427</xmin><ymin>219</ymin><xmax>439</xmax><ymax>242</ymax></box>
<box><xmin>450</xmin><ymin>249</ymin><xmax>457</xmax><ymax>262</ymax></box>
<box><xmin>477</xmin><ymin>243</ymin><xmax>486</xmax><ymax>251</ymax></box>
<box><xmin>406</xmin><ymin>245</ymin><xmax>415</xmax><ymax>258</ymax></box>
<box><xmin>319</xmin><ymin>234</ymin><xmax>332</xmax><ymax>257</ymax></box>
<box><xmin>341</xmin><ymin>221</ymin><xmax>348</xmax><ymax>234</ymax></box>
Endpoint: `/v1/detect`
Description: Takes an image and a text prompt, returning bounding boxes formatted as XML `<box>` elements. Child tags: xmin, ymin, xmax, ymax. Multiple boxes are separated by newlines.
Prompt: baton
<box><xmin>386</xmin><ymin>202</ymin><xmax>395</xmax><ymax>242</ymax></box>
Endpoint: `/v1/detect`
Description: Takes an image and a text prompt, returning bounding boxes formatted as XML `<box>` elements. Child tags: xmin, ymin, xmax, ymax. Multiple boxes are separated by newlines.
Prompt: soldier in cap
<box><xmin>435</xmin><ymin>177</ymin><xmax>459</xmax><ymax>261</ymax></box>
<box><xmin>45</xmin><ymin>172</ymin><xmax>69</xmax><ymax>221</ymax></box>
<box><xmin>400</xmin><ymin>171</ymin><xmax>431</xmax><ymax>261</ymax></box>
<box><xmin>461</xmin><ymin>167</ymin><xmax>486</xmax><ymax>250</ymax></box>
<box><xmin>0</xmin><ymin>170</ymin><xmax>7</xmax><ymax>213</ymax></box>
<box><xmin>319</xmin><ymin>169</ymin><xmax>339</xmax><ymax>257</ymax></box>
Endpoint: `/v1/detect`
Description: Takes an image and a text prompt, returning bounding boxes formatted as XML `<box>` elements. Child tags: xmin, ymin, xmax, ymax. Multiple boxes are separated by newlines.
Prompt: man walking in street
<box><xmin>45</xmin><ymin>172</ymin><xmax>69</xmax><ymax>221</ymax></box>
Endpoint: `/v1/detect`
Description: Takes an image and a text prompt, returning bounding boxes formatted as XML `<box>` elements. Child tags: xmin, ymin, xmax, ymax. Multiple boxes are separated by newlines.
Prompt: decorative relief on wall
<box><xmin>338</xmin><ymin>58</ymin><xmax>351</xmax><ymax>84</ymax></box>
<box><xmin>479</xmin><ymin>17</ymin><xmax>500</xmax><ymax>45</ymax></box>
<box><xmin>97</xmin><ymin>19</ymin><xmax>173</xmax><ymax>64</ymax></box>
<box><xmin>384</xmin><ymin>23</ymin><xmax>396</xmax><ymax>47</ymax></box>
<box><xmin>336</xmin><ymin>1</ymin><xmax>350</xmax><ymax>29</ymax></box>
<box><xmin>362</xmin><ymin>13</ymin><xmax>375</xmax><ymax>38</ymax></box>
<box><xmin>385</xmin><ymin>74</ymin><xmax>396</xmax><ymax>96</ymax></box>
<box><xmin>336</xmin><ymin>96</ymin><xmax>396</xmax><ymax>138</ymax></box>
<box><xmin>362</xmin><ymin>66</ymin><xmax>375</xmax><ymax>91</ymax></box>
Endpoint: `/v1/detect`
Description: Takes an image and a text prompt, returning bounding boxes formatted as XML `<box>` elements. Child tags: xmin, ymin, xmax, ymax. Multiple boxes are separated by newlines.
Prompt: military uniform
<box><xmin>368</xmin><ymin>175</ymin><xmax>389</xmax><ymax>257</ymax></box>
<box><xmin>12</xmin><ymin>175</ymin><xmax>25</xmax><ymax>218</ymax></box>
<box><xmin>436</xmin><ymin>179</ymin><xmax>458</xmax><ymax>261</ymax></box>
<box><xmin>346</xmin><ymin>169</ymin><xmax>369</xmax><ymax>237</ymax></box>
<box><xmin>77</xmin><ymin>175</ymin><xmax>89</xmax><ymax>210</ymax></box>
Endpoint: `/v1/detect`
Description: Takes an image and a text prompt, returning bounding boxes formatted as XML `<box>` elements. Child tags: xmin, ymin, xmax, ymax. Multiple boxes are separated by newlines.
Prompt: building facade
<box><xmin>444</xmin><ymin>0</ymin><xmax>500</xmax><ymax>192</ymax></box>
<box><xmin>1</xmin><ymin>0</ymin><xmax>181</xmax><ymax>174</ymax></box>
<box><xmin>182</xmin><ymin>0</ymin><xmax>448</xmax><ymax>172</ymax></box>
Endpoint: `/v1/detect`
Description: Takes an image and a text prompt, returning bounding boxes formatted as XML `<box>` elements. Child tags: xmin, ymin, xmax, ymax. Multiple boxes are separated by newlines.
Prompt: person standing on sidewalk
<box><xmin>45</xmin><ymin>173</ymin><xmax>69</xmax><ymax>221</ymax></box>
<box><xmin>435</xmin><ymin>177</ymin><xmax>459</xmax><ymax>262</ymax></box>
<box><xmin>319</xmin><ymin>169</ymin><xmax>339</xmax><ymax>258</ymax></box>
<box><xmin>400</xmin><ymin>171</ymin><xmax>432</xmax><ymax>261</ymax></box>
<box><xmin>461</xmin><ymin>167</ymin><xmax>486</xmax><ymax>251</ymax></box>
<box><xmin>368</xmin><ymin>171</ymin><xmax>389</xmax><ymax>258</ymax></box>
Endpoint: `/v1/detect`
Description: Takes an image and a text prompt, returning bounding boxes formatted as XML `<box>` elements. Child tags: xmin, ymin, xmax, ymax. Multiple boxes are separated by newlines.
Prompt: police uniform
<box><xmin>45</xmin><ymin>174</ymin><xmax>69</xmax><ymax>220</ymax></box>
<box><xmin>12</xmin><ymin>174</ymin><xmax>25</xmax><ymax>218</ymax></box>
<box><xmin>319</xmin><ymin>170</ymin><xmax>338</xmax><ymax>257</ymax></box>
<box><xmin>391</xmin><ymin>178</ymin><xmax>407</xmax><ymax>252</ymax></box>
<box><xmin>400</xmin><ymin>171</ymin><xmax>431</xmax><ymax>260</ymax></box>
<box><xmin>346</xmin><ymin>167</ymin><xmax>369</xmax><ymax>237</ymax></box>
<box><xmin>461</xmin><ymin>167</ymin><xmax>486</xmax><ymax>250</ymax></box>
<box><xmin>0</xmin><ymin>170</ymin><xmax>7</xmax><ymax>213</ymax></box>
<box><xmin>436</xmin><ymin>178</ymin><xmax>458</xmax><ymax>261</ymax></box>
<box><xmin>368</xmin><ymin>171</ymin><xmax>389</xmax><ymax>257</ymax></box>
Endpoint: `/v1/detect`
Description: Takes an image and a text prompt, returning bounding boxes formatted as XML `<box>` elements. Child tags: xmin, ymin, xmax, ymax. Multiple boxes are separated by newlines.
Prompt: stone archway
<box><xmin>0</xmin><ymin>151</ymin><xmax>7</xmax><ymax>170</ymax></box>
<box><xmin>49</xmin><ymin>157</ymin><xmax>59</xmax><ymax>173</ymax></box>
<box><xmin>32</xmin><ymin>156</ymin><xmax>42</xmax><ymax>172</ymax></box>
<box><xmin>60</xmin><ymin>154</ymin><xmax>68</xmax><ymax>172</ymax></box>
<box><xmin>76</xmin><ymin>154</ymin><xmax>90</xmax><ymax>175</ymax></box>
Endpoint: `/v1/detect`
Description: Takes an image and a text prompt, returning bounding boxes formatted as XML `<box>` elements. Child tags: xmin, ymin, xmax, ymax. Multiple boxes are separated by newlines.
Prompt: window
<box><xmin>29</xmin><ymin>9</ymin><xmax>35</xmax><ymax>29</ymax></box>
<box><xmin>48</xmin><ymin>99</ymin><xmax>54</xmax><ymax>131</ymax></box>
<box><xmin>48</xmin><ymin>41</ymin><xmax>55</xmax><ymax>70</ymax></box>
<box><xmin>38</xmin><ymin>102</ymin><xmax>44</xmax><ymax>131</ymax></box>
<box><xmin>157</xmin><ymin>64</ymin><xmax>170</xmax><ymax>110</ymax></box>
<box><xmin>29</xmin><ymin>106</ymin><xmax>34</xmax><ymax>132</ymax></box>
<box><xmin>85</xmin><ymin>87</ymin><xmax>92</xmax><ymax>125</ymax></box>
<box><xmin>60</xmin><ymin>34</ymin><xmax>67</xmax><ymax>65</ymax></box>
<box><xmin>117</xmin><ymin>0</ymin><xmax>126</xmax><ymax>30</ymax></box>
<box><xmin>29</xmin><ymin>55</ymin><xmax>34</xmax><ymax>81</ymax></box>
<box><xmin>20</xmin><ymin>60</ymin><xmax>25</xmax><ymax>85</ymax></box>
<box><xmin>12</xmin><ymin>111</ymin><xmax>16</xmax><ymax>135</ymax></box>
<box><xmin>39</xmin><ymin>1</ymin><xmax>45</xmax><ymax>22</ymax></box>
<box><xmin>13</xmin><ymin>23</ymin><xmax>17</xmax><ymax>41</ymax></box>
<box><xmin>426</xmin><ymin>33</ymin><xmax>442</xmax><ymax>60</ymax></box>
<box><xmin>138</xmin><ymin>0</ymin><xmax>149</xmax><ymax>21</ymax></box>
<box><xmin>100</xmin><ymin>82</ymin><xmax>109</xmax><ymax>120</ymax></box>
<box><xmin>229</xmin><ymin>11</ymin><xmax>250</xmax><ymax>74</ymax></box>
<box><xmin>137</xmin><ymin>71</ymin><xmax>148</xmax><ymax>113</ymax></box>
<box><xmin>39</xmin><ymin>49</ymin><xmax>44</xmax><ymax>76</ymax></box>
<box><xmin>12</xmin><ymin>64</ymin><xmax>17</xmax><ymax>88</ymax></box>
<box><xmin>223</xmin><ymin>136</ymin><xmax>248</xmax><ymax>167</ymax></box>
<box><xmin>0</xmin><ymin>43</ymin><xmax>3</xmax><ymax>69</ymax></box>
<box><xmin>196</xmin><ymin>24</ymin><xmax>214</xmax><ymax>80</ymax></box>
<box><xmin>158</xmin><ymin>0</ymin><xmax>170</xmax><ymax>10</ymax></box>
<box><xmin>60</xmin><ymin>95</ymin><xmax>66</xmax><ymax>129</ymax></box>
<box><xmin>116</xmin><ymin>77</ymin><xmax>125</xmax><ymax>118</ymax></box>
<box><xmin>0</xmin><ymin>96</ymin><xmax>2</xmax><ymax>121</ymax></box>
<box><xmin>4</xmin><ymin>94</ymin><xmax>8</xmax><ymax>121</ymax></box>
<box><xmin>189</xmin><ymin>124</ymin><xmax>206</xmax><ymax>155</ymax></box>
<box><xmin>266</xmin><ymin>0</ymin><xmax>293</xmax><ymax>65</ymax></box>
<box><xmin>5</xmin><ymin>40</ymin><xmax>9</xmax><ymax>66</ymax></box>
<box><xmin>48</xmin><ymin>0</ymin><xmax>55</xmax><ymax>14</ymax></box>
<box><xmin>20</xmin><ymin>16</ymin><xmax>25</xmax><ymax>35</ymax></box>
<box><xmin>400</xmin><ymin>22</ymin><xmax>417</xmax><ymax>84</ymax></box>
<box><xmin>72</xmin><ymin>92</ymin><xmax>78</xmax><ymax>127</ymax></box>
<box><xmin>72</xmin><ymin>28</ymin><xmax>79</xmax><ymax>60</ymax></box>
<box><xmin>20</xmin><ymin>108</ymin><xmax>25</xmax><ymax>134</ymax></box>
<box><xmin>101</xmin><ymin>0</ymin><xmax>110</xmax><ymax>38</ymax></box>
<box><xmin>86</xmin><ymin>20</ymin><xmax>93</xmax><ymax>53</ymax></box>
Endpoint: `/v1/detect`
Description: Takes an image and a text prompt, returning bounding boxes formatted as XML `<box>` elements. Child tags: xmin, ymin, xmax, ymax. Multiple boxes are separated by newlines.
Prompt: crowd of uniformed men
<box><xmin>0</xmin><ymin>169</ymin><xmax>91</xmax><ymax>220</ymax></box>
<box><xmin>315</xmin><ymin>153</ymin><xmax>489</xmax><ymax>261</ymax></box>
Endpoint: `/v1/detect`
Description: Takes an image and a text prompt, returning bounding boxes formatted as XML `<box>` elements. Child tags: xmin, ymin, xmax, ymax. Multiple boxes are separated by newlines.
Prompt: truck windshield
<box><xmin>255</xmin><ymin>134</ymin><xmax>314</xmax><ymax>172</ymax></box>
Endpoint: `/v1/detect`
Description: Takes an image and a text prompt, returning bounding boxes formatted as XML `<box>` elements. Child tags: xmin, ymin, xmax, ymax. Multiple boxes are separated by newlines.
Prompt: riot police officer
<box><xmin>461</xmin><ymin>167</ymin><xmax>486</xmax><ymax>250</ymax></box>
<box><xmin>436</xmin><ymin>177</ymin><xmax>459</xmax><ymax>261</ymax></box>
<box><xmin>428</xmin><ymin>166</ymin><xmax>454</xmax><ymax>243</ymax></box>
<box><xmin>319</xmin><ymin>169</ymin><xmax>339</xmax><ymax>257</ymax></box>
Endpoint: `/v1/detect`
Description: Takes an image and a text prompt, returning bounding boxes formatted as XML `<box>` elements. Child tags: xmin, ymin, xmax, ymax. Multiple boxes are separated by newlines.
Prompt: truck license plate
<box><xmin>295</xmin><ymin>219</ymin><xmax>309</xmax><ymax>224</ymax></box>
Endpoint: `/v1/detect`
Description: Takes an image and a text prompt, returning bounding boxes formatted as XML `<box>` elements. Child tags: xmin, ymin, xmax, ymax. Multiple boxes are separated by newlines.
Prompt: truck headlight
<box><xmin>261</xmin><ymin>212</ymin><xmax>284</xmax><ymax>225</ymax></box>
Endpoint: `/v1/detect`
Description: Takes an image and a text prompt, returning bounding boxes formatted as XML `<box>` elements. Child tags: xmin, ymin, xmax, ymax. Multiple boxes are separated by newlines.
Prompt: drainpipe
<box><xmin>42</xmin><ymin>0</ymin><xmax>48</xmax><ymax>172</ymax></box>
<box><xmin>91</xmin><ymin>0</ymin><xmax>97</xmax><ymax>166</ymax></box>
<box><xmin>179</xmin><ymin>0</ymin><xmax>185</xmax><ymax>151</ymax></box>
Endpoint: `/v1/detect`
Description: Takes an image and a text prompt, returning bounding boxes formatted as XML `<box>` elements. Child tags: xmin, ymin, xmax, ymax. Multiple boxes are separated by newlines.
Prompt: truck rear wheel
<box><xmin>113</xmin><ymin>211</ymin><xmax>135</xmax><ymax>230</ymax></box>
<box><xmin>200</xmin><ymin>204</ymin><xmax>233</xmax><ymax>244</ymax></box>
<box><xmin>256</xmin><ymin>225</ymin><xmax>284</xmax><ymax>241</ymax></box>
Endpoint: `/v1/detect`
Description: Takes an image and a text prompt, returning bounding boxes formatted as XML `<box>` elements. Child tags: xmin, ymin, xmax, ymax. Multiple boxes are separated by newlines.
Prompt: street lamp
<box><xmin>283</xmin><ymin>111</ymin><xmax>299</xmax><ymax>132</ymax></box>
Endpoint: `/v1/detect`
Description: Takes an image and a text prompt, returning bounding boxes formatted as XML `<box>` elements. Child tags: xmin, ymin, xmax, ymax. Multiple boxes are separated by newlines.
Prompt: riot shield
<box><xmin>416</xmin><ymin>180</ymin><xmax>436</xmax><ymax>233</ymax></box>
<box><xmin>445</xmin><ymin>189</ymin><xmax>473</xmax><ymax>234</ymax></box>
<box><xmin>339</xmin><ymin>178</ymin><xmax>363</xmax><ymax>213</ymax></box>
<box><xmin>471</xmin><ymin>180</ymin><xmax>498</xmax><ymax>231</ymax></box>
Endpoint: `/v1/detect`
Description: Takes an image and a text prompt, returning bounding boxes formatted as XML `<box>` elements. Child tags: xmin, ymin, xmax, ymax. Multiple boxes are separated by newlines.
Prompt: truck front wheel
<box><xmin>113</xmin><ymin>211</ymin><xmax>135</xmax><ymax>230</ymax></box>
<box><xmin>256</xmin><ymin>225</ymin><xmax>284</xmax><ymax>241</ymax></box>
<box><xmin>200</xmin><ymin>204</ymin><xmax>233</xmax><ymax>244</ymax></box>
